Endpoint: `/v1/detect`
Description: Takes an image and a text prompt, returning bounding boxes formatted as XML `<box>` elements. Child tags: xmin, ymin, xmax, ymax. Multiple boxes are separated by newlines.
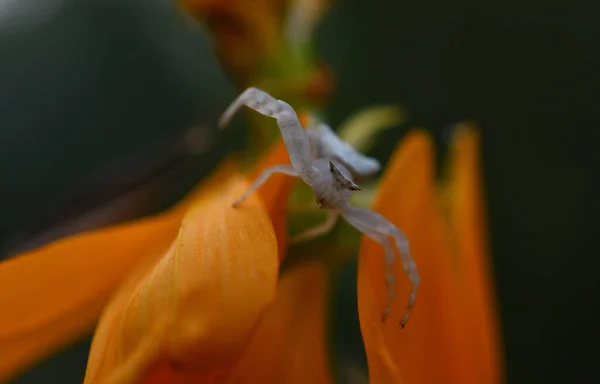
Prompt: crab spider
<box><xmin>219</xmin><ymin>87</ymin><xmax>420</xmax><ymax>328</ymax></box>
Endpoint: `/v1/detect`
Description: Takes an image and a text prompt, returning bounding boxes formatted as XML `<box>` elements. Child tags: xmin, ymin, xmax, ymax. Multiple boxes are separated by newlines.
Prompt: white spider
<box><xmin>219</xmin><ymin>87</ymin><xmax>420</xmax><ymax>328</ymax></box>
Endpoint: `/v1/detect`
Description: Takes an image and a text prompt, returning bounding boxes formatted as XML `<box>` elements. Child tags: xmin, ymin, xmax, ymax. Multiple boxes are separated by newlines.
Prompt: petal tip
<box><xmin>450</xmin><ymin>121</ymin><xmax>481</xmax><ymax>146</ymax></box>
<box><xmin>401</xmin><ymin>128</ymin><xmax>435</xmax><ymax>152</ymax></box>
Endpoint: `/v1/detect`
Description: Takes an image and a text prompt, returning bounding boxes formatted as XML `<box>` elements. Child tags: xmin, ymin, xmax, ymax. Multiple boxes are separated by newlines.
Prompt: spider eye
<box><xmin>316</xmin><ymin>197</ymin><xmax>325</xmax><ymax>207</ymax></box>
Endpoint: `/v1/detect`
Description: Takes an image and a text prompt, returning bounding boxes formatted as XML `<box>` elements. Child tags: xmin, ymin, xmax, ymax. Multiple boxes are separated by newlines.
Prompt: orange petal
<box><xmin>226</xmin><ymin>261</ymin><xmax>332</xmax><ymax>384</ymax></box>
<box><xmin>84</xmin><ymin>177</ymin><xmax>279</xmax><ymax>384</ymax></box>
<box><xmin>358</xmin><ymin>131</ymin><xmax>478</xmax><ymax>383</ymax></box>
<box><xmin>447</xmin><ymin>125</ymin><xmax>504</xmax><ymax>383</ymax></box>
<box><xmin>0</xmin><ymin>159</ymin><xmax>238</xmax><ymax>382</ymax></box>
<box><xmin>0</xmin><ymin>213</ymin><xmax>179</xmax><ymax>382</ymax></box>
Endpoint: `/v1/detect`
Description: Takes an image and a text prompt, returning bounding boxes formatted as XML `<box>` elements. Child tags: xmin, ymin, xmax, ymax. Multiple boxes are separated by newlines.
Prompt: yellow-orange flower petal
<box><xmin>226</xmin><ymin>261</ymin><xmax>332</xmax><ymax>384</ymax></box>
<box><xmin>358</xmin><ymin>131</ymin><xmax>484</xmax><ymax>383</ymax></box>
<box><xmin>84</xmin><ymin>177</ymin><xmax>279</xmax><ymax>384</ymax></box>
<box><xmin>0</xmin><ymin>159</ymin><xmax>238</xmax><ymax>382</ymax></box>
<box><xmin>447</xmin><ymin>125</ymin><xmax>504</xmax><ymax>383</ymax></box>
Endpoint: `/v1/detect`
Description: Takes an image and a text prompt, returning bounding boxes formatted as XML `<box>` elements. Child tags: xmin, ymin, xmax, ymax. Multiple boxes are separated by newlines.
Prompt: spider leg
<box><xmin>361</xmin><ymin>230</ymin><xmax>398</xmax><ymax>323</ymax></box>
<box><xmin>308</xmin><ymin>122</ymin><xmax>381</xmax><ymax>177</ymax></box>
<box><xmin>290</xmin><ymin>210</ymin><xmax>339</xmax><ymax>243</ymax></box>
<box><xmin>340</xmin><ymin>205</ymin><xmax>420</xmax><ymax>328</ymax></box>
<box><xmin>233</xmin><ymin>164</ymin><xmax>298</xmax><ymax>207</ymax></box>
<box><xmin>219</xmin><ymin>88</ymin><xmax>314</xmax><ymax>181</ymax></box>
<box><xmin>384</xmin><ymin>225</ymin><xmax>419</xmax><ymax>328</ymax></box>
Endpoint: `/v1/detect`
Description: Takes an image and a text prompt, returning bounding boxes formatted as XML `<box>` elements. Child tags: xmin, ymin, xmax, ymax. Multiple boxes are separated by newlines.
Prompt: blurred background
<box><xmin>1</xmin><ymin>0</ymin><xmax>599</xmax><ymax>382</ymax></box>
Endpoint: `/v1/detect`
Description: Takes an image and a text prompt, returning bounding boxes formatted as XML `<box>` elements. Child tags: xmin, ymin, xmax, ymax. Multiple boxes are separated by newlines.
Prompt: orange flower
<box><xmin>0</xmin><ymin>124</ymin><xmax>502</xmax><ymax>383</ymax></box>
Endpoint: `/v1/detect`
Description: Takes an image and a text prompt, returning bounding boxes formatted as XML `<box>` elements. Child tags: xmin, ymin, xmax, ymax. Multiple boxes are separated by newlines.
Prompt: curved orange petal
<box><xmin>226</xmin><ymin>261</ymin><xmax>332</xmax><ymax>384</ymax></box>
<box><xmin>358</xmin><ymin>131</ymin><xmax>478</xmax><ymax>383</ymax></box>
<box><xmin>180</xmin><ymin>146</ymin><xmax>293</xmax><ymax>256</ymax></box>
<box><xmin>0</xmin><ymin>159</ymin><xmax>238</xmax><ymax>382</ymax></box>
<box><xmin>447</xmin><ymin>125</ymin><xmax>504</xmax><ymax>383</ymax></box>
<box><xmin>84</xmin><ymin>177</ymin><xmax>279</xmax><ymax>384</ymax></box>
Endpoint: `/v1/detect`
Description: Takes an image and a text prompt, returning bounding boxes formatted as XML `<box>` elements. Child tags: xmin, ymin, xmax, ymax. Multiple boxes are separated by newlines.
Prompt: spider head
<box><xmin>310</xmin><ymin>159</ymin><xmax>359</xmax><ymax>209</ymax></box>
<box><xmin>329</xmin><ymin>161</ymin><xmax>361</xmax><ymax>191</ymax></box>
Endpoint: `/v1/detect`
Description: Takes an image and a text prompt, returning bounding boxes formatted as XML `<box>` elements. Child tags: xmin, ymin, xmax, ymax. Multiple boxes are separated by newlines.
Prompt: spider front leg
<box><xmin>233</xmin><ymin>164</ymin><xmax>298</xmax><ymax>207</ymax></box>
<box><xmin>340</xmin><ymin>205</ymin><xmax>420</xmax><ymax>328</ymax></box>
<box><xmin>290</xmin><ymin>210</ymin><xmax>339</xmax><ymax>243</ymax></box>
<box><xmin>219</xmin><ymin>87</ymin><xmax>315</xmax><ymax>181</ymax></box>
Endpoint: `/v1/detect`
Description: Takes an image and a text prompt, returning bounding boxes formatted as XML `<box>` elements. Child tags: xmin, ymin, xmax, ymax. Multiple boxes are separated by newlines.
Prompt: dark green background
<box><xmin>1</xmin><ymin>0</ymin><xmax>598</xmax><ymax>382</ymax></box>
